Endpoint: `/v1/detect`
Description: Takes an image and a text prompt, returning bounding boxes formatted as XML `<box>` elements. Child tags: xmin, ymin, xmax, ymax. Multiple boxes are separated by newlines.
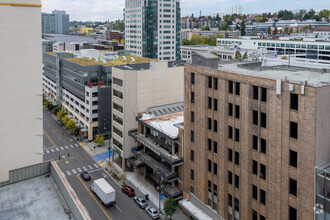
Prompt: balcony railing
<box><xmin>131</xmin><ymin>149</ymin><xmax>178</xmax><ymax>182</ymax></box>
<box><xmin>163</xmin><ymin>185</ymin><xmax>183</xmax><ymax>200</ymax></box>
<box><xmin>128</xmin><ymin>156</ymin><xmax>146</xmax><ymax>168</ymax></box>
<box><xmin>129</xmin><ymin>129</ymin><xmax>183</xmax><ymax>166</ymax></box>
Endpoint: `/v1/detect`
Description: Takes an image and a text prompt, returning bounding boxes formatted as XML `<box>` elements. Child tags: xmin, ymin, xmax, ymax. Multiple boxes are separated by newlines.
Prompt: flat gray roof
<box><xmin>0</xmin><ymin>176</ymin><xmax>73</xmax><ymax>220</ymax></box>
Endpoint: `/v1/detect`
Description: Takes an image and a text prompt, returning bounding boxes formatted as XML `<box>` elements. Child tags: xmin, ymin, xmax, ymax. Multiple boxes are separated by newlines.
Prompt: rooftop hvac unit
<box><xmin>122</xmin><ymin>56</ymin><xmax>126</xmax><ymax>60</ymax></box>
<box><xmin>130</xmin><ymin>57</ymin><xmax>135</xmax><ymax>62</ymax></box>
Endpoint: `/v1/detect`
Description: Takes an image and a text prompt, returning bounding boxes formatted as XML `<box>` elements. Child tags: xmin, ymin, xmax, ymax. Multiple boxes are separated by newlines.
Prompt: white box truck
<box><xmin>90</xmin><ymin>178</ymin><xmax>116</xmax><ymax>206</ymax></box>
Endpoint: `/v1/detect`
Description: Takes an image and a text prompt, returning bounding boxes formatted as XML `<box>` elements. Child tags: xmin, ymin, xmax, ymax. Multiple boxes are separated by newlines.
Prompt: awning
<box><xmin>80</xmin><ymin>128</ymin><xmax>88</xmax><ymax>132</ymax></box>
<box><xmin>179</xmin><ymin>199</ymin><xmax>215</xmax><ymax>220</ymax></box>
<box><xmin>76</xmin><ymin>123</ymin><xmax>83</xmax><ymax>127</ymax></box>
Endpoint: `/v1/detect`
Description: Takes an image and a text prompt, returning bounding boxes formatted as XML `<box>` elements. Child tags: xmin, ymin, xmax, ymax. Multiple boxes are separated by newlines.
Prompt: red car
<box><xmin>122</xmin><ymin>186</ymin><xmax>135</xmax><ymax>196</ymax></box>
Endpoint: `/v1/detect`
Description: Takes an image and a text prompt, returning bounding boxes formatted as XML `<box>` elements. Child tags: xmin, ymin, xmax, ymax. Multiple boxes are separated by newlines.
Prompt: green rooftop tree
<box><xmin>163</xmin><ymin>198</ymin><xmax>177</xmax><ymax>220</ymax></box>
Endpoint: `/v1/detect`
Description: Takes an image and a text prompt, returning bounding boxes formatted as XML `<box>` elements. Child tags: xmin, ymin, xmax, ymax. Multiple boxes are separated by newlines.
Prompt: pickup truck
<box><xmin>90</xmin><ymin>178</ymin><xmax>116</xmax><ymax>206</ymax></box>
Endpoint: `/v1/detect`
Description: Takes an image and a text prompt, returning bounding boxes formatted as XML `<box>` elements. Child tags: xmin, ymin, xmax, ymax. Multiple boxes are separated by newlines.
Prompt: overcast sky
<box><xmin>41</xmin><ymin>0</ymin><xmax>329</xmax><ymax>21</ymax></box>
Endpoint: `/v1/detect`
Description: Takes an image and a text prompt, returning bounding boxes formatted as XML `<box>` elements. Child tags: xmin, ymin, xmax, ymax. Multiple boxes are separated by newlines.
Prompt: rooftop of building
<box><xmin>216</xmin><ymin>59</ymin><xmax>330</xmax><ymax>87</ymax></box>
<box><xmin>114</xmin><ymin>60</ymin><xmax>183</xmax><ymax>70</ymax></box>
<box><xmin>0</xmin><ymin>175</ymin><xmax>73</xmax><ymax>219</ymax></box>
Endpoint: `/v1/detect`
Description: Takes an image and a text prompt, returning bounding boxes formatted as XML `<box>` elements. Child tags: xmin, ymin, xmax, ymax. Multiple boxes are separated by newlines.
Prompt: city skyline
<box><xmin>41</xmin><ymin>0</ymin><xmax>329</xmax><ymax>22</ymax></box>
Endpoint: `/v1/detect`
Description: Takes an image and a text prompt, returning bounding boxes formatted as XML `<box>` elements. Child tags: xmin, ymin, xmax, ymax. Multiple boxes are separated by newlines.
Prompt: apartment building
<box><xmin>217</xmin><ymin>38</ymin><xmax>330</xmax><ymax>62</ymax></box>
<box><xmin>0</xmin><ymin>0</ymin><xmax>43</xmax><ymax>182</ymax></box>
<box><xmin>183</xmin><ymin>59</ymin><xmax>330</xmax><ymax>220</ymax></box>
<box><xmin>43</xmin><ymin>51</ymin><xmax>152</xmax><ymax>140</ymax></box>
<box><xmin>42</xmin><ymin>10</ymin><xmax>69</xmax><ymax>35</ymax></box>
<box><xmin>128</xmin><ymin>103</ymin><xmax>184</xmax><ymax>200</ymax></box>
<box><xmin>124</xmin><ymin>0</ymin><xmax>181</xmax><ymax>60</ymax></box>
<box><xmin>111</xmin><ymin>61</ymin><xmax>184</xmax><ymax>170</ymax></box>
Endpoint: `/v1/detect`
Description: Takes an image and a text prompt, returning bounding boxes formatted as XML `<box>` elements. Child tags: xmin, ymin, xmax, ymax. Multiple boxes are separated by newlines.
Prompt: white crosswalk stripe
<box><xmin>70</xmin><ymin>144</ymin><xmax>74</xmax><ymax>148</ymax></box>
<box><xmin>66</xmin><ymin>171</ymin><xmax>71</xmax><ymax>176</ymax></box>
<box><xmin>72</xmin><ymin>169</ymin><xmax>77</xmax><ymax>174</ymax></box>
<box><xmin>65</xmin><ymin>145</ymin><xmax>69</xmax><ymax>149</ymax></box>
<box><xmin>56</xmin><ymin>148</ymin><xmax>59</xmax><ymax>151</ymax></box>
<box><xmin>69</xmin><ymin>138</ymin><xmax>73</xmax><ymax>142</ymax></box>
<box><xmin>75</xmin><ymin>143</ymin><xmax>78</xmax><ymax>147</ymax></box>
<box><xmin>88</xmin><ymin>165</ymin><xmax>93</xmax><ymax>170</ymax></box>
<box><xmin>51</xmin><ymin>149</ymin><xmax>55</xmax><ymax>152</ymax></box>
<box><xmin>82</xmin><ymin>166</ymin><xmax>88</xmax><ymax>171</ymax></box>
<box><xmin>46</xmin><ymin>150</ymin><xmax>50</xmax><ymax>154</ymax></box>
<box><xmin>60</xmin><ymin>146</ymin><xmax>64</xmax><ymax>150</ymax></box>
<box><xmin>93</xmin><ymin>164</ymin><xmax>99</xmax><ymax>168</ymax></box>
<box><xmin>77</xmin><ymin>168</ymin><xmax>82</xmax><ymax>173</ymax></box>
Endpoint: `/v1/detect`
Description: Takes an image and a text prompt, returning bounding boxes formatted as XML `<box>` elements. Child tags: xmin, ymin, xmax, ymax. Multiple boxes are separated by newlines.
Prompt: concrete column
<box><xmin>122</xmin><ymin>158</ymin><xmax>126</xmax><ymax>172</ymax></box>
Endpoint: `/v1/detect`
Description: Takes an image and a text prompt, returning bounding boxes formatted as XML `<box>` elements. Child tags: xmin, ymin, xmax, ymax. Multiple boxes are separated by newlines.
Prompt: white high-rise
<box><xmin>124</xmin><ymin>0</ymin><xmax>181</xmax><ymax>60</ymax></box>
<box><xmin>0</xmin><ymin>0</ymin><xmax>43</xmax><ymax>182</ymax></box>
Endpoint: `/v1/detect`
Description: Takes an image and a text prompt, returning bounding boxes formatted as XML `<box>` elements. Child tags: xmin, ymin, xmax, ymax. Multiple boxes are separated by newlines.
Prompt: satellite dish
<box><xmin>122</xmin><ymin>56</ymin><xmax>126</xmax><ymax>60</ymax></box>
<box><xmin>130</xmin><ymin>57</ymin><xmax>135</xmax><ymax>62</ymax></box>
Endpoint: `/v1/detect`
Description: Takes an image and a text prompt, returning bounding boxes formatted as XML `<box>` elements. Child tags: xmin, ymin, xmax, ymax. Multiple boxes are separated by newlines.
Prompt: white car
<box><xmin>133</xmin><ymin>196</ymin><xmax>148</xmax><ymax>209</ymax></box>
<box><xmin>145</xmin><ymin>206</ymin><xmax>160</xmax><ymax>219</ymax></box>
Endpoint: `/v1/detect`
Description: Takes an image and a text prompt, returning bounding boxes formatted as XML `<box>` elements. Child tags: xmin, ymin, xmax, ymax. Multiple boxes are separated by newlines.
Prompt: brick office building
<box><xmin>182</xmin><ymin>56</ymin><xmax>330</xmax><ymax>220</ymax></box>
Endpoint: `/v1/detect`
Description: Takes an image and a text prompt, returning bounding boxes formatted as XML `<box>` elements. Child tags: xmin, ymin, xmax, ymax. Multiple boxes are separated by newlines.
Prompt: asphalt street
<box><xmin>43</xmin><ymin>108</ymin><xmax>151</xmax><ymax>220</ymax></box>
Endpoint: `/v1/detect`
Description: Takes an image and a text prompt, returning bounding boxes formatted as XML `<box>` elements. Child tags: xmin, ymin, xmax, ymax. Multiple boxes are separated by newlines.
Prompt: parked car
<box><xmin>133</xmin><ymin>196</ymin><xmax>148</xmax><ymax>209</ymax></box>
<box><xmin>145</xmin><ymin>206</ymin><xmax>160</xmax><ymax>219</ymax></box>
<box><xmin>122</xmin><ymin>186</ymin><xmax>135</xmax><ymax>197</ymax></box>
<box><xmin>80</xmin><ymin>171</ymin><xmax>91</xmax><ymax>181</ymax></box>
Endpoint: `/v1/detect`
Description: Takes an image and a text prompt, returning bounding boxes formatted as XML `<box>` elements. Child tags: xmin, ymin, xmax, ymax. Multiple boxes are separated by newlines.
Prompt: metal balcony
<box><xmin>163</xmin><ymin>185</ymin><xmax>183</xmax><ymax>200</ymax></box>
<box><xmin>128</xmin><ymin>156</ymin><xmax>146</xmax><ymax>169</ymax></box>
<box><xmin>129</xmin><ymin>129</ymin><xmax>183</xmax><ymax>166</ymax></box>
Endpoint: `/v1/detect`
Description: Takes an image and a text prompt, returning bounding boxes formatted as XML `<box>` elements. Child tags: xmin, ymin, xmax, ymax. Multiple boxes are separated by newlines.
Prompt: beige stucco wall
<box><xmin>0</xmin><ymin>1</ymin><xmax>43</xmax><ymax>182</ymax></box>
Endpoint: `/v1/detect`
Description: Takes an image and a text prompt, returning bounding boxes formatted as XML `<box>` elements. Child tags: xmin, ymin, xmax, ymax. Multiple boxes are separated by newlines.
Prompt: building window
<box><xmin>290</xmin><ymin>93</ymin><xmax>298</xmax><ymax>110</ymax></box>
<box><xmin>260</xmin><ymin>112</ymin><xmax>267</xmax><ymax>128</ymax></box>
<box><xmin>235</xmin><ymin>128</ymin><xmax>240</xmax><ymax>142</ymax></box>
<box><xmin>235</xmin><ymin>82</ymin><xmax>240</xmax><ymax>95</ymax></box>
<box><xmin>92</xmin><ymin>101</ymin><xmax>98</xmax><ymax>106</ymax></box>
<box><xmin>253</xmin><ymin>160</ymin><xmax>258</xmax><ymax>175</ymax></box>
<box><xmin>191</xmin><ymin>111</ymin><xmax>195</xmax><ymax>123</ymax></box>
<box><xmin>253</xmin><ymin>86</ymin><xmax>258</xmax><ymax>100</ymax></box>
<box><xmin>191</xmin><ymin>186</ymin><xmax>194</xmax><ymax>194</ymax></box>
<box><xmin>228</xmin><ymin>126</ymin><xmax>233</xmax><ymax>139</ymax></box>
<box><xmin>253</xmin><ymin>135</ymin><xmax>258</xmax><ymax>150</ymax></box>
<box><xmin>213</xmin><ymin>78</ymin><xmax>218</xmax><ymax>90</ymax></box>
<box><xmin>191</xmin><ymin>150</ymin><xmax>194</xmax><ymax>161</ymax></box>
<box><xmin>228</xmin><ymin>194</ymin><xmax>232</xmax><ymax>207</ymax></box>
<box><xmin>234</xmin><ymin>198</ymin><xmax>239</xmax><ymax>212</ymax></box>
<box><xmin>228</xmin><ymin>171</ymin><xmax>233</xmax><ymax>184</ymax></box>
<box><xmin>213</xmin><ymin>184</ymin><xmax>217</xmax><ymax>196</ymax></box>
<box><xmin>92</xmin><ymin>92</ymin><xmax>98</xmax><ymax>97</ymax></box>
<box><xmin>86</xmin><ymin>91</ymin><xmax>89</xmax><ymax>97</ymax></box>
<box><xmin>208</xmin><ymin>76</ymin><xmax>212</xmax><ymax>88</ymax></box>
<box><xmin>228</xmin><ymin>148</ymin><xmax>233</xmax><ymax>162</ymax></box>
<box><xmin>190</xmin><ymin>130</ymin><xmax>194</xmax><ymax>142</ymax></box>
<box><xmin>208</xmin><ymin>180</ymin><xmax>211</xmax><ymax>192</ymax></box>
<box><xmin>213</xmin><ymin>163</ymin><xmax>217</xmax><ymax>175</ymax></box>
<box><xmin>228</xmin><ymin>81</ymin><xmax>233</xmax><ymax>93</ymax></box>
<box><xmin>214</xmin><ymin>99</ymin><xmax>218</xmax><ymax>111</ymax></box>
<box><xmin>213</xmin><ymin>141</ymin><xmax>218</xmax><ymax>154</ymax></box>
<box><xmin>113</xmin><ymin>114</ymin><xmax>123</xmax><ymax>125</ymax></box>
<box><xmin>289</xmin><ymin>206</ymin><xmax>297</xmax><ymax>220</ymax></box>
<box><xmin>290</xmin><ymin>121</ymin><xmax>298</xmax><ymax>139</ymax></box>
<box><xmin>191</xmin><ymin>72</ymin><xmax>195</xmax><ymax>84</ymax></box>
<box><xmin>208</xmin><ymin>138</ymin><xmax>212</xmax><ymax>151</ymax></box>
<box><xmin>260</xmin><ymin>164</ymin><xmax>266</xmax><ymax>180</ymax></box>
<box><xmin>235</xmin><ymin>152</ymin><xmax>239</xmax><ymax>165</ymax></box>
<box><xmin>113</xmin><ymin>103</ymin><xmax>123</xmax><ymax>113</ymax></box>
<box><xmin>252</xmin><ymin>185</ymin><xmax>258</xmax><ymax>200</ymax></box>
<box><xmin>213</xmin><ymin>120</ymin><xmax>218</xmax><ymax>132</ymax></box>
<box><xmin>208</xmin><ymin>159</ymin><xmax>212</xmax><ymax>172</ymax></box>
<box><xmin>208</xmin><ymin>97</ymin><xmax>212</xmax><ymax>109</ymax></box>
<box><xmin>113</xmin><ymin>126</ymin><xmax>123</xmax><ymax>137</ymax></box>
<box><xmin>290</xmin><ymin>150</ymin><xmax>298</xmax><ymax>168</ymax></box>
<box><xmin>258</xmin><ymin>137</ymin><xmax>266</xmax><ymax>154</ymax></box>
<box><xmin>252</xmin><ymin>210</ymin><xmax>258</xmax><ymax>220</ymax></box>
<box><xmin>260</xmin><ymin>189</ymin><xmax>266</xmax><ymax>205</ymax></box>
<box><xmin>253</xmin><ymin>110</ymin><xmax>258</xmax><ymax>125</ymax></box>
<box><xmin>113</xmin><ymin>77</ymin><xmax>123</xmax><ymax>87</ymax></box>
<box><xmin>235</xmin><ymin>175</ymin><xmax>239</xmax><ymax>189</ymax></box>
<box><xmin>289</xmin><ymin>178</ymin><xmax>297</xmax><ymax>196</ymax></box>
<box><xmin>208</xmin><ymin>118</ymin><xmax>212</xmax><ymax>130</ymax></box>
<box><xmin>191</xmin><ymin>92</ymin><xmax>195</xmax><ymax>103</ymax></box>
<box><xmin>228</xmin><ymin>103</ymin><xmax>233</xmax><ymax>116</ymax></box>
<box><xmin>191</xmin><ymin>169</ymin><xmax>194</xmax><ymax>180</ymax></box>
<box><xmin>261</xmin><ymin>87</ymin><xmax>267</xmax><ymax>102</ymax></box>
<box><xmin>235</xmin><ymin>105</ymin><xmax>240</xmax><ymax>119</ymax></box>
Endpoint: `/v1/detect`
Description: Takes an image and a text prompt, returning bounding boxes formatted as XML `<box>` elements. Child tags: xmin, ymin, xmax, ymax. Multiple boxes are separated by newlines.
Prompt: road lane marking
<box><xmin>88</xmin><ymin>168</ymin><xmax>103</xmax><ymax>173</ymax></box>
<box><xmin>65</xmin><ymin>145</ymin><xmax>69</xmax><ymax>149</ymax></box>
<box><xmin>93</xmin><ymin>164</ymin><xmax>99</xmax><ymax>168</ymax></box>
<box><xmin>70</xmin><ymin>144</ymin><xmax>74</xmax><ymax>148</ymax></box>
<box><xmin>51</xmin><ymin>149</ymin><xmax>55</xmax><ymax>152</ymax></box>
<box><xmin>75</xmin><ymin>143</ymin><xmax>78</xmax><ymax>147</ymax></box>
<box><xmin>115</xmin><ymin>204</ymin><xmax>122</xmax><ymax>213</ymax></box>
<box><xmin>88</xmin><ymin>165</ymin><xmax>93</xmax><ymax>170</ymax></box>
<box><xmin>56</xmin><ymin>148</ymin><xmax>60</xmax><ymax>151</ymax></box>
<box><xmin>66</xmin><ymin>171</ymin><xmax>71</xmax><ymax>176</ymax></box>
<box><xmin>77</xmin><ymin>168</ymin><xmax>82</xmax><ymax>172</ymax></box>
<box><xmin>82</xmin><ymin>166</ymin><xmax>87</xmax><ymax>171</ymax></box>
<box><xmin>77</xmin><ymin>175</ymin><xmax>112</xmax><ymax>220</ymax></box>
<box><xmin>46</xmin><ymin>150</ymin><xmax>50</xmax><ymax>154</ymax></box>
<box><xmin>60</xmin><ymin>146</ymin><xmax>64</xmax><ymax>150</ymax></box>
<box><xmin>69</xmin><ymin>138</ymin><xmax>73</xmax><ymax>142</ymax></box>
<box><xmin>43</xmin><ymin>129</ymin><xmax>55</xmax><ymax>147</ymax></box>
<box><xmin>72</xmin><ymin>169</ymin><xmax>77</xmax><ymax>174</ymax></box>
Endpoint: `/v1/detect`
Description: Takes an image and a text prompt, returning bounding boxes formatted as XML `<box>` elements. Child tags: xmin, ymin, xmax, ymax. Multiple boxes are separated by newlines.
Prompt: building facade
<box><xmin>42</xmin><ymin>10</ymin><xmax>69</xmax><ymax>35</ymax></box>
<box><xmin>124</xmin><ymin>0</ymin><xmax>181</xmax><ymax>60</ymax></box>
<box><xmin>0</xmin><ymin>0</ymin><xmax>43</xmax><ymax>182</ymax></box>
<box><xmin>111</xmin><ymin>61</ymin><xmax>184</xmax><ymax>170</ymax></box>
<box><xmin>183</xmin><ymin>62</ymin><xmax>330</xmax><ymax>220</ymax></box>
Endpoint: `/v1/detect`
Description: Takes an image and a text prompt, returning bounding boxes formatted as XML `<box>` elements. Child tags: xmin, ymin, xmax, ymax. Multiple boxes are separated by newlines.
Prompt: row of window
<box><xmin>252</xmin><ymin>185</ymin><xmax>266</xmax><ymax>205</ymax></box>
<box><xmin>228</xmin><ymin>171</ymin><xmax>240</xmax><ymax>189</ymax></box>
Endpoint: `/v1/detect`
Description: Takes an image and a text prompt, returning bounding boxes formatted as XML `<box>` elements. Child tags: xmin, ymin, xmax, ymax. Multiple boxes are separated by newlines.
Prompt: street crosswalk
<box><xmin>64</xmin><ymin>163</ymin><xmax>100</xmax><ymax>177</ymax></box>
<box><xmin>44</xmin><ymin>144</ymin><xmax>80</xmax><ymax>154</ymax></box>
